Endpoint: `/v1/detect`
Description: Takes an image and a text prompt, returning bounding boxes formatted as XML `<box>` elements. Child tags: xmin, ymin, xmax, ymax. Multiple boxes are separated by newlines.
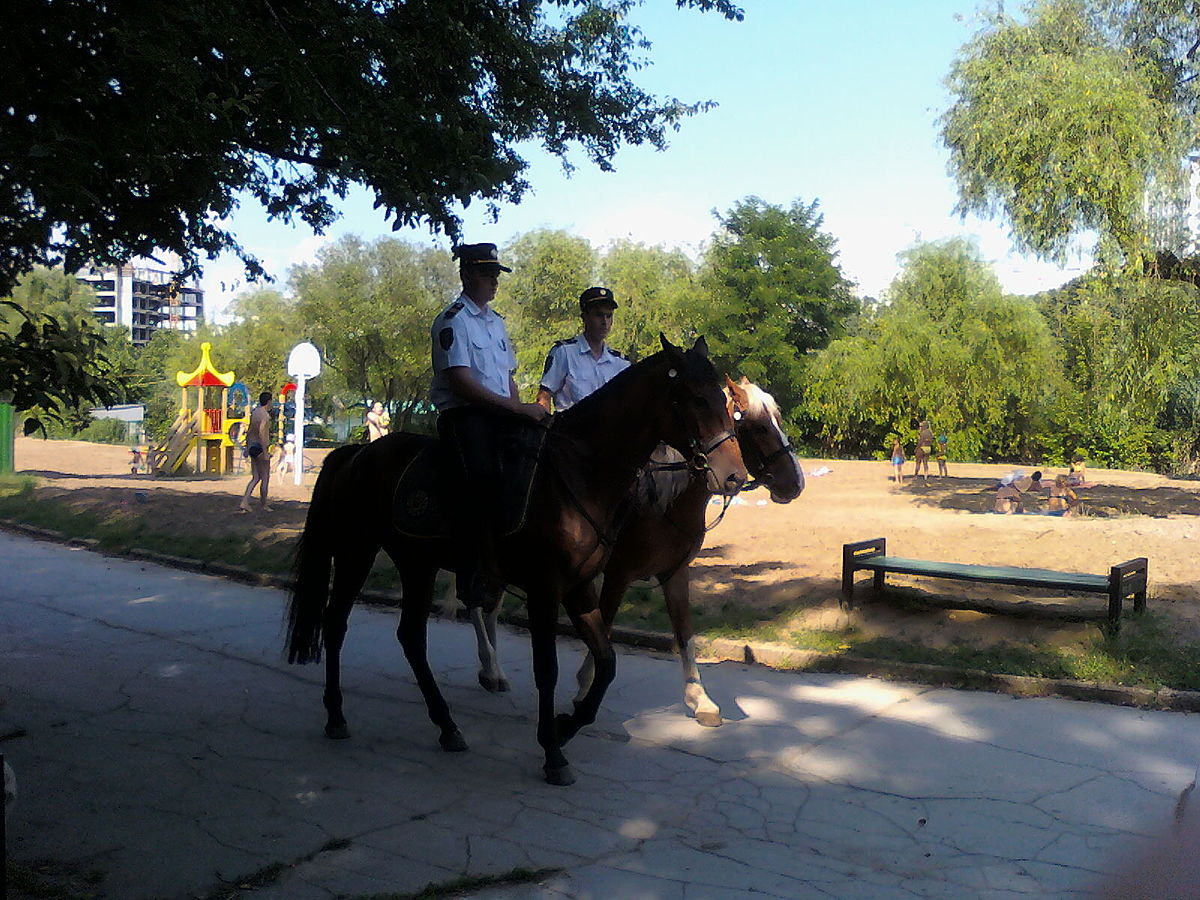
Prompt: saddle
<box><xmin>392</xmin><ymin>423</ymin><xmax>550</xmax><ymax>539</ymax></box>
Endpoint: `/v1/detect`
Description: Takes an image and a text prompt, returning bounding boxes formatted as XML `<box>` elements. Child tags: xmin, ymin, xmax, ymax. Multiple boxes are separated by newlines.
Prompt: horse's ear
<box><xmin>739</xmin><ymin>375</ymin><xmax>751</xmax><ymax>386</ymax></box>
<box><xmin>660</xmin><ymin>333</ymin><xmax>683</xmax><ymax>359</ymax></box>
<box><xmin>726</xmin><ymin>374</ymin><xmax>749</xmax><ymax>406</ymax></box>
<box><xmin>692</xmin><ymin>336</ymin><xmax>710</xmax><ymax>358</ymax></box>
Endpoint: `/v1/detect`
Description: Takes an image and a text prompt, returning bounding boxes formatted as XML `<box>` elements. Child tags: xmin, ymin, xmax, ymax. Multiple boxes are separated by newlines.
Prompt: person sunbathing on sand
<box><xmin>1048</xmin><ymin>474</ymin><xmax>1079</xmax><ymax>516</ymax></box>
<box><xmin>994</xmin><ymin>474</ymin><xmax>1022</xmax><ymax>514</ymax></box>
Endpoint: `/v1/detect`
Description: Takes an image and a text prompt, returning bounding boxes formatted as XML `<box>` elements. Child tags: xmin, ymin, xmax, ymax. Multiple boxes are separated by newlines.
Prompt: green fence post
<box><xmin>0</xmin><ymin>400</ymin><xmax>12</xmax><ymax>475</ymax></box>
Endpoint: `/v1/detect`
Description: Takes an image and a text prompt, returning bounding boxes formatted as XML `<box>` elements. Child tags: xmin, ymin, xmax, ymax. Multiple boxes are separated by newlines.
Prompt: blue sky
<box><xmin>201</xmin><ymin>0</ymin><xmax>1088</xmax><ymax>321</ymax></box>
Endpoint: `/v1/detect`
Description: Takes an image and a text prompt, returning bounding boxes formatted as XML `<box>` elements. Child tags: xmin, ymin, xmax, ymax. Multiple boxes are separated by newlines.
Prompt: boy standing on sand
<box><xmin>890</xmin><ymin>437</ymin><xmax>906</xmax><ymax>487</ymax></box>
<box><xmin>935</xmin><ymin>435</ymin><xmax>949</xmax><ymax>477</ymax></box>
<box><xmin>237</xmin><ymin>392</ymin><xmax>274</xmax><ymax>513</ymax></box>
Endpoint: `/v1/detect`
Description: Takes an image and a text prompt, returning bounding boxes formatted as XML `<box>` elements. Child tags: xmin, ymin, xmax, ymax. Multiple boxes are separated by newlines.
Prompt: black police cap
<box><xmin>452</xmin><ymin>243</ymin><xmax>512</xmax><ymax>272</ymax></box>
<box><xmin>579</xmin><ymin>286</ymin><xmax>618</xmax><ymax>311</ymax></box>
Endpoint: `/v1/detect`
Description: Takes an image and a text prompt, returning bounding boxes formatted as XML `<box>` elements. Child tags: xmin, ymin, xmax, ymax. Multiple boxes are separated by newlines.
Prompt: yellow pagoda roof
<box><xmin>176</xmin><ymin>342</ymin><xmax>235</xmax><ymax>388</ymax></box>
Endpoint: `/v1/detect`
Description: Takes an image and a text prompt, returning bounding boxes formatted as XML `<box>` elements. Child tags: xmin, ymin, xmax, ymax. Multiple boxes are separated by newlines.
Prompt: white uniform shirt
<box><xmin>430</xmin><ymin>294</ymin><xmax>517</xmax><ymax>411</ymax></box>
<box><xmin>539</xmin><ymin>334</ymin><xmax>631</xmax><ymax>411</ymax></box>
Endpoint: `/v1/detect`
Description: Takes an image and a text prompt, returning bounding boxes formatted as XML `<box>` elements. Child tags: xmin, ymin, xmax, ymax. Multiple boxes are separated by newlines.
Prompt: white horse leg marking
<box><xmin>470</xmin><ymin>606</ymin><xmax>509</xmax><ymax>692</ymax></box>
<box><xmin>484</xmin><ymin>602</ymin><xmax>509</xmax><ymax>690</ymax></box>
<box><xmin>681</xmin><ymin>636</ymin><xmax>721</xmax><ymax>726</ymax></box>
<box><xmin>575</xmin><ymin>651</ymin><xmax>596</xmax><ymax>705</ymax></box>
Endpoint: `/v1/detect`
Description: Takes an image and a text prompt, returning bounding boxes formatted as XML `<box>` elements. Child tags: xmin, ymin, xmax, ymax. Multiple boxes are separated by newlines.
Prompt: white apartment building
<box><xmin>75</xmin><ymin>259</ymin><xmax>204</xmax><ymax>346</ymax></box>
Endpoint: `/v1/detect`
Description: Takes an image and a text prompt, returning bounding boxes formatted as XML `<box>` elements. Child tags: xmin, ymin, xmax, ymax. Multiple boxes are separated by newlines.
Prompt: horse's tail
<box><xmin>286</xmin><ymin>443</ymin><xmax>364</xmax><ymax>664</ymax></box>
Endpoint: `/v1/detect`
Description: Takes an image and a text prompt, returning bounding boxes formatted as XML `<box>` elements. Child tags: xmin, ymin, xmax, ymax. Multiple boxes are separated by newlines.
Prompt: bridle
<box><xmin>668</xmin><ymin>378</ymin><xmax>738</xmax><ymax>483</ymax></box>
<box><xmin>728</xmin><ymin>399</ymin><xmax>795</xmax><ymax>493</ymax></box>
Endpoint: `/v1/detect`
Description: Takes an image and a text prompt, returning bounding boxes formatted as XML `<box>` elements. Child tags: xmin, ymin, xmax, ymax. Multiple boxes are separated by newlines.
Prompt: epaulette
<box><xmin>442</xmin><ymin>300</ymin><xmax>465</xmax><ymax>320</ymax></box>
<box><xmin>607</xmin><ymin>347</ymin><xmax>628</xmax><ymax>360</ymax></box>
<box><xmin>553</xmin><ymin>337</ymin><xmax>578</xmax><ymax>347</ymax></box>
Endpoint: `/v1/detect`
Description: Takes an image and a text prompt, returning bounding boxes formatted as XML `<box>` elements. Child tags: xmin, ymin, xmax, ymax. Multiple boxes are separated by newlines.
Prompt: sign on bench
<box><xmin>842</xmin><ymin>537</ymin><xmax>1147</xmax><ymax>627</ymax></box>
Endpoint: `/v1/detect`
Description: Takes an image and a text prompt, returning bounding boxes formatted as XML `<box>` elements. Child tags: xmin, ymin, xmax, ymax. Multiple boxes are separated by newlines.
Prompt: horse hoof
<box><xmin>544</xmin><ymin>764</ymin><xmax>576</xmax><ymax>786</ymax></box>
<box><xmin>439</xmin><ymin>729</ymin><xmax>468</xmax><ymax>752</ymax></box>
<box><xmin>696</xmin><ymin>710</ymin><xmax>723</xmax><ymax>728</ymax></box>
<box><xmin>325</xmin><ymin>722</ymin><xmax>351</xmax><ymax>740</ymax></box>
<box><xmin>478</xmin><ymin>673</ymin><xmax>501</xmax><ymax>693</ymax></box>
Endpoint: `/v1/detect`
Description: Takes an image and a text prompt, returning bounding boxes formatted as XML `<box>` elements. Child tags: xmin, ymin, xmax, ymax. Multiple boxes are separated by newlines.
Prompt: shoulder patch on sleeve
<box><xmin>541</xmin><ymin>352</ymin><xmax>556</xmax><ymax>377</ymax></box>
<box><xmin>442</xmin><ymin>301</ymin><xmax>464</xmax><ymax>321</ymax></box>
<box><xmin>439</xmin><ymin>327</ymin><xmax>455</xmax><ymax>351</ymax></box>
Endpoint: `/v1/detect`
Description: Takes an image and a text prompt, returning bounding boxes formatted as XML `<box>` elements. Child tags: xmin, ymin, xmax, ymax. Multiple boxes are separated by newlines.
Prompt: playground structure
<box><xmin>278</xmin><ymin>382</ymin><xmax>296</xmax><ymax>447</ymax></box>
<box><xmin>148</xmin><ymin>343</ymin><xmax>249</xmax><ymax>476</ymax></box>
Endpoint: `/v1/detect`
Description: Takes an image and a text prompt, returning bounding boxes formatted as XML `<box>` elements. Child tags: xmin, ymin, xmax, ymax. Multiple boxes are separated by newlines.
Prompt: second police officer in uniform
<box><xmin>536</xmin><ymin>286</ymin><xmax>631</xmax><ymax>412</ymax></box>
<box><xmin>430</xmin><ymin>243</ymin><xmax>548</xmax><ymax>605</ymax></box>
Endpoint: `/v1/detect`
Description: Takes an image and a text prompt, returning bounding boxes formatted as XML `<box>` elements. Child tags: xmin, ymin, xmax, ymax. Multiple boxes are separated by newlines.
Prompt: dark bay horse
<box><xmin>285</xmin><ymin>336</ymin><xmax>747</xmax><ymax>785</ymax></box>
<box><xmin>472</xmin><ymin>377</ymin><xmax>803</xmax><ymax>726</ymax></box>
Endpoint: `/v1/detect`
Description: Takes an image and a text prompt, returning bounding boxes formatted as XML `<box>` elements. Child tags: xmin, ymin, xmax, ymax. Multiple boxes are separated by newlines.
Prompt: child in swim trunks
<box><xmin>890</xmin><ymin>438</ymin><xmax>906</xmax><ymax>487</ymax></box>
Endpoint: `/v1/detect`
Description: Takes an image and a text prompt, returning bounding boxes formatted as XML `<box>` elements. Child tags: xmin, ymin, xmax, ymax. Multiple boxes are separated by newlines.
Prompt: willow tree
<box><xmin>599</xmin><ymin>241</ymin><xmax>701</xmax><ymax>362</ymax></box>
<box><xmin>805</xmin><ymin>238</ymin><xmax>1059</xmax><ymax>461</ymax></box>
<box><xmin>940</xmin><ymin>0</ymin><xmax>1188</xmax><ymax>269</ymax></box>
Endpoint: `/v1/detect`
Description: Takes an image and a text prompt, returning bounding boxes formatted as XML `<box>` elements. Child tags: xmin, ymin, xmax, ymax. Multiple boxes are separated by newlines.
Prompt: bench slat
<box><xmin>854</xmin><ymin>555</ymin><xmax>1110</xmax><ymax>592</ymax></box>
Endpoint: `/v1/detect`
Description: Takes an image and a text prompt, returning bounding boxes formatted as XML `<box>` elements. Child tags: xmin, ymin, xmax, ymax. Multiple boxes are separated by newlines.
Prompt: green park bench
<box><xmin>841</xmin><ymin>537</ymin><xmax>1148</xmax><ymax>628</ymax></box>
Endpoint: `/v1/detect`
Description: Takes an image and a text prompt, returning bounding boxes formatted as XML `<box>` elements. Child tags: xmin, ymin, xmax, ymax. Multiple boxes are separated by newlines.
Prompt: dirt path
<box><xmin>14</xmin><ymin>436</ymin><xmax>1200</xmax><ymax>646</ymax></box>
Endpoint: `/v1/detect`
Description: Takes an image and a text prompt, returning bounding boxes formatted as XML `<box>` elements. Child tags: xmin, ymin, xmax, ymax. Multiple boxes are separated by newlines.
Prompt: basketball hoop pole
<box><xmin>285</xmin><ymin>342</ymin><xmax>321</xmax><ymax>489</ymax></box>
<box><xmin>293</xmin><ymin>375</ymin><xmax>306</xmax><ymax>487</ymax></box>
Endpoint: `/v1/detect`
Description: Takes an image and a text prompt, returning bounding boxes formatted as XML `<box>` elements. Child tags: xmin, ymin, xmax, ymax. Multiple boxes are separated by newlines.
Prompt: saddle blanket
<box><xmin>391</xmin><ymin>424</ymin><xmax>549</xmax><ymax>539</ymax></box>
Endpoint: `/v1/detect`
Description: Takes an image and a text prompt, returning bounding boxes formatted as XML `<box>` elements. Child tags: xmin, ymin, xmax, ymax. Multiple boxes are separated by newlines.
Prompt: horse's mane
<box><xmin>634</xmin><ymin>443</ymin><xmax>689</xmax><ymax>514</ymax></box>
<box><xmin>554</xmin><ymin>345</ymin><xmax>718</xmax><ymax>433</ymax></box>
<box><xmin>740</xmin><ymin>382</ymin><xmax>784</xmax><ymax>428</ymax></box>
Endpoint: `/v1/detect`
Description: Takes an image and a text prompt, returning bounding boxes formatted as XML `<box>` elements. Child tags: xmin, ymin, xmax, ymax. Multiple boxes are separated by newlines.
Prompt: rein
<box><xmin>669</xmin><ymin>391</ymin><xmax>737</xmax><ymax>483</ymax></box>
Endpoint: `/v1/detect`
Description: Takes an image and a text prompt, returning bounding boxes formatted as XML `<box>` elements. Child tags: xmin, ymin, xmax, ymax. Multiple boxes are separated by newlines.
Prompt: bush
<box><xmin>77</xmin><ymin>417</ymin><xmax>133</xmax><ymax>444</ymax></box>
<box><xmin>304</xmin><ymin>422</ymin><xmax>333</xmax><ymax>442</ymax></box>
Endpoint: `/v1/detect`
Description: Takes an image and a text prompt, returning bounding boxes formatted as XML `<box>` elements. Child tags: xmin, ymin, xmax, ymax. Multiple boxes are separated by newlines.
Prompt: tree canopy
<box><xmin>291</xmin><ymin>236</ymin><xmax>455</xmax><ymax>431</ymax></box>
<box><xmin>940</xmin><ymin>0</ymin><xmax>1188</xmax><ymax>268</ymax></box>
<box><xmin>805</xmin><ymin>238</ymin><xmax>1059</xmax><ymax>460</ymax></box>
<box><xmin>498</xmin><ymin>229</ymin><xmax>598</xmax><ymax>390</ymax></box>
<box><xmin>697</xmin><ymin>197</ymin><xmax>858</xmax><ymax>413</ymax></box>
<box><xmin>0</xmin><ymin>0</ymin><xmax>742</xmax><ymax>297</ymax></box>
<box><xmin>0</xmin><ymin>268</ymin><xmax>116</xmax><ymax>434</ymax></box>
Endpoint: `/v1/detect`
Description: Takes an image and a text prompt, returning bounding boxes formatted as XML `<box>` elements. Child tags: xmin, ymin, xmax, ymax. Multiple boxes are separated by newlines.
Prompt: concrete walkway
<box><xmin>2</xmin><ymin>531</ymin><xmax>1197</xmax><ymax>899</ymax></box>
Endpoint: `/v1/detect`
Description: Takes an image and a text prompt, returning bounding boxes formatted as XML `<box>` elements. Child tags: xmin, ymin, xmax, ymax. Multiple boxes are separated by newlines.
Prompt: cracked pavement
<box><xmin>2</xmin><ymin>531</ymin><xmax>1198</xmax><ymax>899</ymax></box>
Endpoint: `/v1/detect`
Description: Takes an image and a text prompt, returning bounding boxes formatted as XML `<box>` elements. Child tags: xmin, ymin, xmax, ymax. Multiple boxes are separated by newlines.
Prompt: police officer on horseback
<box><xmin>430</xmin><ymin>243</ymin><xmax>547</xmax><ymax>605</ymax></box>
<box><xmin>536</xmin><ymin>286</ymin><xmax>630</xmax><ymax>412</ymax></box>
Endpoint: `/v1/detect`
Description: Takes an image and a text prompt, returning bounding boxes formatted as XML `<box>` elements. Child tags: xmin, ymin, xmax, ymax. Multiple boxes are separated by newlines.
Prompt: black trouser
<box><xmin>437</xmin><ymin>406</ymin><xmax>511</xmax><ymax>600</ymax></box>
